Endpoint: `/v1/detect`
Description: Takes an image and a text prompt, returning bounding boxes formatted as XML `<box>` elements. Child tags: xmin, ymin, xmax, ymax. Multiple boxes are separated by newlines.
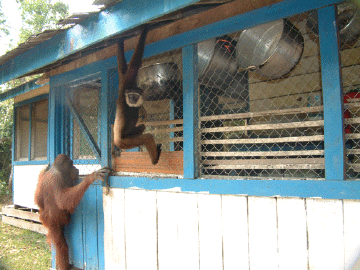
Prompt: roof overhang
<box><xmin>0</xmin><ymin>0</ymin><xmax>219</xmax><ymax>85</ymax></box>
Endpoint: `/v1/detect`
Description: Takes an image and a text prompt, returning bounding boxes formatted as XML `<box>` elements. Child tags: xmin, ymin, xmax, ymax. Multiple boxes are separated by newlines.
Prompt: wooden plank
<box><xmin>113</xmin><ymin>151</ymin><xmax>183</xmax><ymax>174</ymax></box>
<box><xmin>2</xmin><ymin>205</ymin><xmax>40</xmax><ymax>223</ymax></box>
<box><xmin>203</xmin><ymin>158</ymin><xmax>324</xmax><ymax>165</ymax></box>
<box><xmin>343</xmin><ymin>200</ymin><xmax>360</xmax><ymax>270</ymax></box>
<box><xmin>277</xmin><ymin>198</ymin><xmax>307</xmax><ymax>270</ymax></box>
<box><xmin>47</xmin><ymin>0</ymin><xmax>283</xmax><ymax>78</ymax></box>
<box><xmin>139</xmin><ymin>119</ymin><xmax>183</xmax><ymax>126</ymax></box>
<box><xmin>201</xmin><ymin>120</ymin><xmax>323</xmax><ymax>133</ymax></box>
<box><xmin>124</xmin><ymin>189</ymin><xmax>157</xmax><ymax>270</ymax></box>
<box><xmin>222</xmin><ymin>195</ymin><xmax>249</xmax><ymax>270</ymax></box>
<box><xmin>146</xmin><ymin>126</ymin><xmax>183</xmax><ymax>134</ymax></box>
<box><xmin>250</xmin><ymin>73</ymin><xmax>322</xmax><ymax>101</ymax></box>
<box><xmin>14</xmin><ymin>84</ymin><xmax>49</xmax><ymax>104</ymax></box>
<box><xmin>200</xmin><ymin>106</ymin><xmax>324</xmax><ymax>121</ymax></box>
<box><xmin>202</xmin><ymin>135</ymin><xmax>324</xmax><ymax>144</ymax></box>
<box><xmin>306</xmin><ymin>199</ymin><xmax>345</xmax><ymax>269</ymax></box>
<box><xmin>103</xmin><ymin>188</ymin><xmax>126</xmax><ymax>270</ymax></box>
<box><xmin>248</xmin><ymin>196</ymin><xmax>278</xmax><ymax>270</ymax></box>
<box><xmin>345</xmin><ymin>133</ymin><xmax>360</xmax><ymax>140</ymax></box>
<box><xmin>344</xmin><ymin>117</ymin><xmax>360</xmax><ymax>125</ymax></box>
<box><xmin>2</xmin><ymin>215</ymin><xmax>47</xmax><ymax>235</ymax></box>
<box><xmin>205</xmin><ymin>164</ymin><xmax>325</xmax><ymax>170</ymax></box>
<box><xmin>157</xmin><ymin>192</ymin><xmax>199</xmax><ymax>270</ymax></box>
<box><xmin>201</xmin><ymin>150</ymin><xmax>324</xmax><ymax>157</ymax></box>
<box><xmin>198</xmin><ymin>194</ymin><xmax>223</xmax><ymax>270</ymax></box>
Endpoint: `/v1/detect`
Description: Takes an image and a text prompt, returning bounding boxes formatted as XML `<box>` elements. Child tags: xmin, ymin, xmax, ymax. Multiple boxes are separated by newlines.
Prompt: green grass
<box><xmin>0</xmin><ymin>211</ymin><xmax>51</xmax><ymax>270</ymax></box>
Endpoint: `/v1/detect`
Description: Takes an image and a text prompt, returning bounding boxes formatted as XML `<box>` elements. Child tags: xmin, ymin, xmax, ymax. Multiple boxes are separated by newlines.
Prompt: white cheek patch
<box><xmin>126</xmin><ymin>95</ymin><xmax>144</xmax><ymax>107</ymax></box>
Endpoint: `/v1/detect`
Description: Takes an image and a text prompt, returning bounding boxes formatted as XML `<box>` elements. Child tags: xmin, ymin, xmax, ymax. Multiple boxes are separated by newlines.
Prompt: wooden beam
<box><xmin>0</xmin><ymin>0</ymin><xmax>204</xmax><ymax>85</ymax></box>
<box><xmin>47</xmin><ymin>0</ymin><xmax>284</xmax><ymax>78</ymax></box>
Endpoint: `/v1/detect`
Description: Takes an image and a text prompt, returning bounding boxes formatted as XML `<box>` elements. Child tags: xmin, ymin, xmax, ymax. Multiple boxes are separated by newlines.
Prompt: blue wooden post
<box><xmin>48</xmin><ymin>79</ymin><xmax>63</xmax><ymax>164</ymax></box>
<box><xmin>318</xmin><ymin>5</ymin><xmax>345</xmax><ymax>180</ymax></box>
<box><xmin>100</xmin><ymin>69</ymin><xmax>110</xmax><ymax>167</ymax></box>
<box><xmin>182</xmin><ymin>44</ymin><xmax>199</xmax><ymax>179</ymax></box>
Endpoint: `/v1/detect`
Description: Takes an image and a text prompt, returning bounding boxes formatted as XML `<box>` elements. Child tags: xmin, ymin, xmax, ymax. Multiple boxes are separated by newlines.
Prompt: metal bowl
<box><xmin>198</xmin><ymin>37</ymin><xmax>238</xmax><ymax>88</ymax></box>
<box><xmin>137</xmin><ymin>62</ymin><xmax>181</xmax><ymax>101</ymax></box>
<box><xmin>307</xmin><ymin>2</ymin><xmax>360</xmax><ymax>46</ymax></box>
<box><xmin>236</xmin><ymin>19</ymin><xmax>304</xmax><ymax>79</ymax></box>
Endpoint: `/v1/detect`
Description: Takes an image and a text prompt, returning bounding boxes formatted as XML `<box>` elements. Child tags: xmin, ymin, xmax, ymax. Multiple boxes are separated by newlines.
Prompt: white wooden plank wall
<box><xmin>104</xmin><ymin>188</ymin><xmax>360</xmax><ymax>270</ymax></box>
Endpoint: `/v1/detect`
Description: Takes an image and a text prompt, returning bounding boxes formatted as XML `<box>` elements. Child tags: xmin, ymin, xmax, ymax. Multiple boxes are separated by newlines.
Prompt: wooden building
<box><xmin>1</xmin><ymin>0</ymin><xmax>360</xmax><ymax>269</ymax></box>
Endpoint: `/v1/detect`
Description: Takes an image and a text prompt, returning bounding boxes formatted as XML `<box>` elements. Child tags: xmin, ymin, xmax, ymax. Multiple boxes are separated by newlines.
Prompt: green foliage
<box><xmin>17</xmin><ymin>0</ymin><xmax>69</xmax><ymax>43</ymax></box>
<box><xmin>0</xmin><ymin>0</ymin><xmax>10</xmax><ymax>38</ymax></box>
<box><xmin>0</xmin><ymin>99</ymin><xmax>13</xmax><ymax>197</ymax></box>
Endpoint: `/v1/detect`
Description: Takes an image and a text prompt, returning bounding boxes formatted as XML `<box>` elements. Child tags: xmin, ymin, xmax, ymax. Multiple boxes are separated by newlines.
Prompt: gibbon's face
<box><xmin>125</xmin><ymin>88</ymin><xmax>144</xmax><ymax>107</ymax></box>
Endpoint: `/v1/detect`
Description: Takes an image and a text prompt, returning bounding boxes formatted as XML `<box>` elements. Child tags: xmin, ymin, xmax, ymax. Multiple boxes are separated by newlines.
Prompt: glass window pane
<box><xmin>31</xmin><ymin>99</ymin><xmax>48</xmax><ymax>160</ymax></box>
<box><xmin>72</xmin><ymin>82</ymin><xmax>100</xmax><ymax>159</ymax></box>
<box><xmin>15</xmin><ymin>105</ymin><xmax>30</xmax><ymax>161</ymax></box>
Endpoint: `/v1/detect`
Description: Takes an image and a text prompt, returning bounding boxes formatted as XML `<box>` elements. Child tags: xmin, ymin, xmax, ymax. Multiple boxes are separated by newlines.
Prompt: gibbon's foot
<box><xmin>154</xmin><ymin>144</ymin><xmax>162</xmax><ymax>165</ymax></box>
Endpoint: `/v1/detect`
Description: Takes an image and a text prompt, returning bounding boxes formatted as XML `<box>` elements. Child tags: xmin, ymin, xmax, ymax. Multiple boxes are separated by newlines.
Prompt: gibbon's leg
<box><xmin>130</xmin><ymin>124</ymin><xmax>146</xmax><ymax>136</ymax></box>
<box><xmin>121</xmin><ymin>134</ymin><xmax>161</xmax><ymax>165</ymax></box>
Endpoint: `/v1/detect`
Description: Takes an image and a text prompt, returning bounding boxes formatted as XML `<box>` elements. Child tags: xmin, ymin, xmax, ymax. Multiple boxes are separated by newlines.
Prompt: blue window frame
<box><xmin>106</xmin><ymin>0</ymin><xmax>360</xmax><ymax>199</ymax></box>
<box><xmin>13</xmin><ymin>94</ymin><xmax>49</xmax><ymax>165</ymax></box>
<box><xmin>46</xmin><ymin>0</ymin><xmax>360</xmax><ymax>199</ymax></box>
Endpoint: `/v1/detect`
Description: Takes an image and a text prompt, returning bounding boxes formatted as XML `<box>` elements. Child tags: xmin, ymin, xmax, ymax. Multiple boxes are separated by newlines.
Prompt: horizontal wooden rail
<box><xmin>201</xmin><ymin>150</ymin><xmax>324</xmax><ymax>157</ymax></box>
<box><xmin>139</xmin><ymin>119</ymin><xmax>183</xmax><ymax>126</ymax></box>
<box><xmin>201</xmin><ymin>120</ymin><xmax>324</xmax><ymax>133</ymax></box>
<box><xmin>202</xmin><ymin>135</ymin><xmax>324</xmax><ymax>145</ymax></box>
<box><xmin>200</xmin><ymin>106</ymin><xmax>323</xmax><ymax>121</ymax></box>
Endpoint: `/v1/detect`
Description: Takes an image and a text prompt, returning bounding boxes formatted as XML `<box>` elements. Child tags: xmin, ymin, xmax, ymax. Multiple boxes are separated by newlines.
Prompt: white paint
<box><xmin>277</xmin><ymin>197</ymin><xmax>308</xmax><ymax>270</ymax></box>
<box><xmin>13</xmin><ymin>165</ymin><xmax>48</xmax><ymax>209</ymax></box>
<box><xmin>103</xmin><ymin>188</ymin><xmax>126</xmax><ymax>270</ymax></box>
<box><xmin>103</xmin><ymin>189</ymin><xmax>360</xmax><ymax>270</ymax></box>
<box><xmin>344</xmin><ymin>200</ymin><xmax>360</xmax><ymax>270</ymax></box>
<box><xmin>74</xmin><ymin>164</ymin><xmax>101</xmax><ymax>176</ymax></box>
<box><xmin>124</xmin><ymin>189</ymin><xmax>157</xmax><ymax>270</ymax></box>
<box><xmin>222</xmin><ymin>195</ymin><xmax>249</xmax><ymax>270</ymax></box>
<box><xmin>157</xmin><ymin>192</ymin><xmax>199</xmax><ymax>270</ymax></box>
<box><xmin>248</xmin><ymin>196</ymin><xmax>278</xmax><ymax>270</ymax></box>
<box><xmin>198</xmin><ymin>193</ymin><xmax>223</xmax><ymax>270</ymax></box>
<box><xmin>307</xmin><ymin>198</ymin><xmax>345</xmax><ymax>270</ymax></box>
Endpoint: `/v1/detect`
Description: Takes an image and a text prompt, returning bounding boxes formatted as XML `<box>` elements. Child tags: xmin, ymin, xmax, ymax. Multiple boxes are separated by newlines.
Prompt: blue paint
<box><xmin>143</xmin><ymin>0</ymin><xmax>343</xmax><ymax>61</ymax></box>
<box><xmin>0</xmin><ymin>80</ymin><xmax>48</xmax><ymax>101</ymax></box>
<box><xmin>0</xmin><ymin>0</ymin><xmax>201</xmax><ymax>85</ymax></box>
<box><xmin>96</xmin><ymin>184</ymin><xmax>105</xmax><ymax>270</ymax></box>
<box><xmin>100</xmin><ymin>68</ymin><xmax>110</xmax><ymax>167</ymax></box>
<box><xmin>318</xmin><ymin>6</ymin><xmax>345</xmax><ymax>180</ymax></box>
<box><xmin>182</xmin><ymin>44</ymin><xmax>199</xmax><ymax>179</ymax></box>
<box><xmin>109</xmin><ymin>176</ymin><xmax>360</xmax><ymax>200</ymax></box>
<box><xmin>83</xmin><ymin>185</ymin><xmax>99</xmax><ymax>269</ymax></box>
<box><xmin>64</xmin><ymin>192</ymin><xmax>84</xmax><ymax>268</ymax></box>
<box><xmin>12</xmin><ymin>94</ymin><xmax>49</xmax><ymax>164</ymax></box>
<box><xmin>66</xmin><ymin>97</ymin><xmax>101</xmax><ymax>160</ymax></box>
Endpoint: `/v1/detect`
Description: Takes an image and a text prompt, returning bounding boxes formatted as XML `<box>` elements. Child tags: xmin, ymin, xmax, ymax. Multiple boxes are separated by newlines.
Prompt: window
<box><xmin>15</xmin><ymin>98</ymin><xmax>48</xmax><ymax>161</ymax></box>
<box><xmin>70</xmin><ymin>81</ymin><xmax>100</xmax><ymax>160</ymax></box>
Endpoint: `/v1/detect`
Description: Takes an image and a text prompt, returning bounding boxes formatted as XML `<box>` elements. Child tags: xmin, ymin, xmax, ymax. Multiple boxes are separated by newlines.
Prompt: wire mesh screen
<box><xmin>61</xmin><ymin>73</ymin><xmax>102</xmax><ymax>175</ymax></box>
<box><xmin>199</xmin><ymin>11</ymin><xmax>325</xmax><ymax>179</ymax></box>
<box><xmin>338</xmin><ymin>2</ymin><xmax>360</xmax><ymax>179</ymax></box>
<box><xmin>109</xmin><ymin>49</ymin><xmax>183</xmax><ymax>174</ymax></box>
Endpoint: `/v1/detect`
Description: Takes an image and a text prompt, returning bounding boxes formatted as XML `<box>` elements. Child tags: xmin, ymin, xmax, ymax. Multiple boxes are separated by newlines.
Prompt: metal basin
<box><xmin>198</xmin><ymin>37</ymin><xmax>238</xmax><ymax>88</ymax></box>
<box><xmin>137</xmin><ymin>62</ymin><xmax>181</xmax><ymax>101</ymax></box>
<box><xmin>307</xmin><ymin>2</ymin><xmax>360</xmax><ymax>45</ymax></box>
<box><xmin>235</xmin><ymin>19</ymin><xmax>304</xmax><ymax>79</ymax></box>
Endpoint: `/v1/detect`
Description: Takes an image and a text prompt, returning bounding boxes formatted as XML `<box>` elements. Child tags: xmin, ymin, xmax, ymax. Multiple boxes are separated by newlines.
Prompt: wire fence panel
<box><xmin>338</xmin><ymin>2</ymin><xmax>360</xmax><ymax>179</ymax></box>
<box><xmin>60</xmin><ymin>73</ymin><xmax>102</xmax><ymax>175</ymax></box>
<box><xmin>109</xmin><ymin>49</ymin><xmax>183</xmax><ymax>175</ymax></box>
<box><xmin>198</xmin><ymin>11</ymin><xmax>327</xmax><ymax>179</ymax></box>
